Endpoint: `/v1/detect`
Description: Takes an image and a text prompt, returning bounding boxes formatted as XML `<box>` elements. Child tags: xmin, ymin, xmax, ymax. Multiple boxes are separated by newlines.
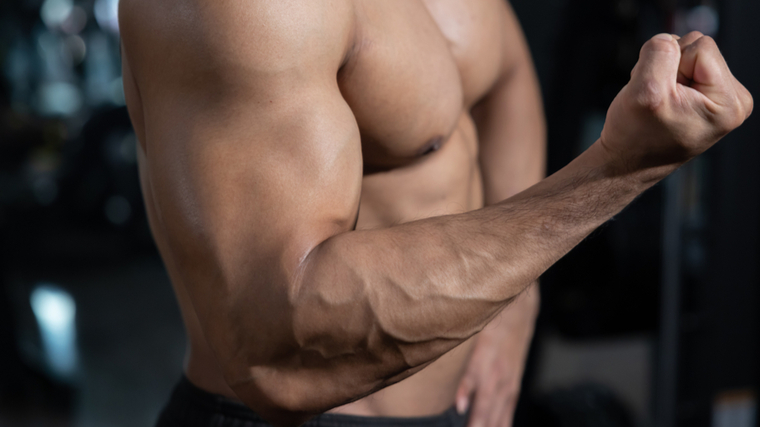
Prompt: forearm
<box><xmin>302</xmin><ymin>156</ymin><xmax>605</xmax><ymax>353</ymax></box>
<box><xmin>266</xmin><ymin>141</ymin><xmax>662</xmax><ymax>409</ymax></box>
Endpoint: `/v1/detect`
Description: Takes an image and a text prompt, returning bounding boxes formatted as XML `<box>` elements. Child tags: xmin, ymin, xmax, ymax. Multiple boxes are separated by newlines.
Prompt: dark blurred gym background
<box><xmin>0</xmin><ymin>0</ymin><xmax>757</xmax><ymax>426</ymax></box>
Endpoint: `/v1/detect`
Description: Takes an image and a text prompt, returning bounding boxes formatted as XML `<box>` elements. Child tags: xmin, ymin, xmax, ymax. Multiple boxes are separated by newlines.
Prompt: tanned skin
<box><xmin>121</xmin><ymin>2</ymin><xmax>544</xmax><ymax>426</ymax></box>
<box><xmin>118</xmin><ymin>1</ymin><xmax>752</xmax><ymax>426</ymax></box>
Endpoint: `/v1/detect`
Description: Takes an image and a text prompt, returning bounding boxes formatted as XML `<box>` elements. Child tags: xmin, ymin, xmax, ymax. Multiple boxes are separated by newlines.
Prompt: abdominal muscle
<box><xmin>175</xmin><ymin>112</ymin><xmax>485</xmax><ymax>417</ymax></box>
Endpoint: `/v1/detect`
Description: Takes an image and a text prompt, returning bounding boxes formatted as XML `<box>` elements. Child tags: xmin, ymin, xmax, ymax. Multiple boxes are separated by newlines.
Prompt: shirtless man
<box><xmin>117</xmin><ymin>1</ymin><xmax>752</xmax><ymax>427</ymax></box>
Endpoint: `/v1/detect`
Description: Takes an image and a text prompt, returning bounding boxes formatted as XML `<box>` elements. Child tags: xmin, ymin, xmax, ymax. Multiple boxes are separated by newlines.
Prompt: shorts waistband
<box><xmin>157</xmin><ymin>375</ymin><xmax>469</xmax><ymax>427</ymax></box>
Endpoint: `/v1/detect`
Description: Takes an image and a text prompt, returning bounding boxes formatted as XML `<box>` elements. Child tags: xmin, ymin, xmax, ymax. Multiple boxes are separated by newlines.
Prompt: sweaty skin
<box><xmin>119</xmin><ymin>0</ymin><xmax>752</xmax><ymax>426</ymax></box>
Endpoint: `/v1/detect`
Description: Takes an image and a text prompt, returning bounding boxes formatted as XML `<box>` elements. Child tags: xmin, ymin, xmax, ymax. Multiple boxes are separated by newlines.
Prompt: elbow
<box><xmin>209</xmin><ymin>297</ymin><xmax>319</xmax><ymax>425</ymax></box>
<box><xmin>217</xmin><ymin>316</ymin><xmax>378</xmax><ymax>426</ymax></box>
<box><xmin>222</xmin><ymin>353</ymin><xmax>378</xmax><ymax>427</ymax></box>
<box><xmin>216</xmin><ymin>315</ymin><xmax>351</xmax><ymax>427</ymax></box>
<box><xmin>222</xmin><ymin>362</ymin><xmax>319</xmax><ymax>427</ymax></box>
<box><xmin>214</xmin><ymin>240</ymin><xmax>375</xmax><ymax>425</ymax></box>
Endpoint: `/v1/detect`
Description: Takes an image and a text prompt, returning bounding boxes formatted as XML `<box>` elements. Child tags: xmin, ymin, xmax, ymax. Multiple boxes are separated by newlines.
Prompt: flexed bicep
<box><xmin>121</xmin><ymin>0</ymin><xmax>362</xmax><ymax>421</ymax></box>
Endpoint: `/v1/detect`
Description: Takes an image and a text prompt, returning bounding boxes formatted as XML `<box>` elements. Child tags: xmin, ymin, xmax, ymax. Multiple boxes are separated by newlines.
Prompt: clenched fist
<box><xmin>600</xmin><ymin>32</ymin><xmax>753</xmax><ymax>181</ymax></box>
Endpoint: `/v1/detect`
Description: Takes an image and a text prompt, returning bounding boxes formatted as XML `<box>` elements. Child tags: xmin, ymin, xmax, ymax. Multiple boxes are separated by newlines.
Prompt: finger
<box><xmin>676</xmin><ymin>32</ymin><xmax>703</xmax><ymax>85</ymax></box>
<box><xmin>456</xmin><ymin>376</ymin><xmax>476</xmax><ymax>415</ymax></box>
<box><xmin>627</xmin><ymin>33</ymin><xmax>687</xmax><ymax>81</ymax></box>
<box><xmin>488</xmin><ymin>385</ymin><xmax>517</xmax><ymax>427</ymax></box>
<box><xmin>486</xmin><ymin>394</ymin><xmax>511</xmax><ymax>427</ymax></box>
<box><xmin>678</xmin><ymin>35</ymin><xmax>731</xmax><ymax>97</ymax></box>
<box><xmin>467</xmin><ymin>391</ymin><xmax>491</xmax><ymax>427</ymax></box>
<box><xmin>677</xmin><ymin>31</ymin><xmax>704</xmax><ymax>50</ymax></box>
<box><xmin>678</xmin><ymin>34</ymin><xmax>752</xmax><ymax>126</ymax></box>
<box><xmin>631</xmin><ymin>34</ymin><xmax>681</xmax><ymax>93</ymax></box>
<box><xmin>498</xmin><ymin>399</ymin><xmax>517</xmax><ymax>427</ymax></box>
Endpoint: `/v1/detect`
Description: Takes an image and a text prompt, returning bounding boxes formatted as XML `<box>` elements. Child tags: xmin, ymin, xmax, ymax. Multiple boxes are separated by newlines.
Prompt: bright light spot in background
<box><xmin>38</xmin><ymin>81</ymin><xmax>83</xmax><ymax>116</ymax></box>
<box><xmin>94</xmin><ymin>0</ymin><xmax>120</xmax><ymax>34</ymax></box>
<box><xmin>675</xmin><ymin>5</ymin><xmax>720</xmax><ymax>38</ymax></box>
<box><xmin>30</xmin><ymin>284</ymin><xmax>79</xmax><ymax>379</ymax></box>
<box><xmin>712</xmin><ymin>391</ymin><xmax>756</xmax><ymax>427</ymax></box>
<box><xmin>61</xmin><ymin>6</ymin><xmax>88</xmax><ymax>35</ymax></box>
<box><xmin>105</xmin><ymin>195</ymin><xmax>132</xmax><ymax>225</ymax></box>
<box><xmin>41</xmin><ymin>0</ymin><xmax>74</xmax><ymax>29</ymax></box>
<box><xmin>63</xmin><ymin>34</ymin><xmax>87</xmax><ymax>66</ymax></box>
<box><xmin>686</xmin><ymin>6</ymin><xmax>719</xmax><ymax>37</ymax></box>
<box><xmin>84</xmin><ymin>32</ymin><xmax>120</xmax><ymax>105</ymax></box>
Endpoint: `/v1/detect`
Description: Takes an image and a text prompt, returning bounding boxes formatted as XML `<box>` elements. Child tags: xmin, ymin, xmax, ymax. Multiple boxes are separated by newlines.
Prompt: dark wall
<box><xmin>512</xmin><ymin>0</ymin><xmax>760</xmax><ymax>425</ymax></box>
<box><xmin>677</xmin><ymin>0</ymin><xmax>760</xmax><ymax>424</ymax></box>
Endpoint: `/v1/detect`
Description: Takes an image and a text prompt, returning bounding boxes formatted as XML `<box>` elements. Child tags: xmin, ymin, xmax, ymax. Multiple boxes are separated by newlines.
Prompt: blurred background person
<box><xmin>0</xmin><ymin>0</ymin><xmax>757</xmax><ymax>426</ymax></box>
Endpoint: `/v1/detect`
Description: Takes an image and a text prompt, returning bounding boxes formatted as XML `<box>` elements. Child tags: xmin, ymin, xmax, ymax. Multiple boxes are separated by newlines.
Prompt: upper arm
<box><xmin>495</xmin><ymin>1</ymin><xmax>533</xmax><ymax>76</ymax></box>
<box><xmin>120</xmin><ymin>0</ymin><xmax>361</xmax><ymax>406</ymax></box>
<box><xmin>473</xmin><ymin>1</ymin><xmax>546</xmax><ymax>203</ymax></box>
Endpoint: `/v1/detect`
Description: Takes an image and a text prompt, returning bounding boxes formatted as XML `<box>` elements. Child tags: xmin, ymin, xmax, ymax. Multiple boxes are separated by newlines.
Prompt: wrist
<box><xmin>593</xmin><ymin>137</ymin><xmax>682</xmax><ymax>189</ymax></box>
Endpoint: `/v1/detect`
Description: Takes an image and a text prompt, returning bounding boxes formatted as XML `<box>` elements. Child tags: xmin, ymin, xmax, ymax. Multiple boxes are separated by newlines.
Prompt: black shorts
<box><xmin>155</xmin><ymin>376</ymin><xmax>470</xmax><ymax>427</ymax></box>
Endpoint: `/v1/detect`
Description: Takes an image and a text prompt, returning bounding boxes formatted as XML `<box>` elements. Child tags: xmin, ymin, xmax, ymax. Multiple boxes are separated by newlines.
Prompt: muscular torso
<box><xmin>125</xmin><ymin>0</ymin><xmax>507</xmax><ymax>417</ymax></box>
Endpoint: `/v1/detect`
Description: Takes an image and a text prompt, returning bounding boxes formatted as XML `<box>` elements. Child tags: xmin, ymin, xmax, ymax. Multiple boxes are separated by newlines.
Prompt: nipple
<box><xmin>419</xmin><ymin>136</ymin><xmax>444</xmax><ymax>156</ymax></box>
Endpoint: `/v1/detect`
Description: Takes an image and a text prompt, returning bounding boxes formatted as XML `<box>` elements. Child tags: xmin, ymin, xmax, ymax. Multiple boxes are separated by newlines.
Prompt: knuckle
<box><xmin>734</xmin><ymin>94</ymin><xmax>747</xmax><ymax>119</ymax></box>
<box><xmin>732</xmin><ymin>107</ymin><xmax>746</xmax><ymax>128</ymax></box>
<box><xmin>634</xmin><ymin>80</ymin><xmax>667</xmax><ymax>113</ymax></box>
<box><xmin>725</xmin><ymin>92</ymin><xmax>750</xmax><ymax>128</ymax></box>
<box><xmin>701</xmin><ymin>35</ymin><xmax>717</xmax><ymax>45</ymax></box>
<box><xmin>685</xmin><ymin>30</ymin><xmax>704</xmax><ymax>40</ymax></box>
<box><xmin>696</xmin><ymin>35</ymin><xmax>719</xmax><ymax>51</ymax></box>
<box><xmin>745</xmin><ymin>91</ymin><xmax>754</xmax><ymax>118</ymax></box>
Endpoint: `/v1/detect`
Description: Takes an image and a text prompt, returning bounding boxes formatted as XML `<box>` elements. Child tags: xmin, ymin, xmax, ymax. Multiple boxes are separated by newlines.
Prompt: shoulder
<box><xmin>119</xmin><ymin>0</ymin><xmax>356</xmax><ymax>87</ymax></box>
<box><xmin>495</xmin><ymin>1</ymin><xmax>532</xmax><ymax>73</ymax></box>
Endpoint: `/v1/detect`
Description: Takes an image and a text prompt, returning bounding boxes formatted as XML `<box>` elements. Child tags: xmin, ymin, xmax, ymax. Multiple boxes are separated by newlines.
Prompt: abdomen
<box><xmin>331</xmin><ymin>112</ymin><xmax>484</xmax><ymax>416</ymax></box>
<box><xmin>357</xmin><ymin>113</ymin><xmax>483</xmax><ymax>230</ymax></box>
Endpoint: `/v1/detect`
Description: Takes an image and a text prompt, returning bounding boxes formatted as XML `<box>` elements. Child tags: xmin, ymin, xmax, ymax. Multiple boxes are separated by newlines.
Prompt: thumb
<box><xmin>455</xmin><ymin>375</ymin><xmax>475</xmax><ymax>415</ymax></box>
<box><xmin>631</xmin><ymin>34</ymin><xmax>681</xmax><ymax>95</ymax></box>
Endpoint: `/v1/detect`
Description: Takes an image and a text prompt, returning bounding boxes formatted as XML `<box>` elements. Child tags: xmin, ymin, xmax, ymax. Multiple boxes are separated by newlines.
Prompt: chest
<box><xmin>338</xmin><ymin>0</ymin><xmax>504</xmax><ymax>171</ymax></box>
